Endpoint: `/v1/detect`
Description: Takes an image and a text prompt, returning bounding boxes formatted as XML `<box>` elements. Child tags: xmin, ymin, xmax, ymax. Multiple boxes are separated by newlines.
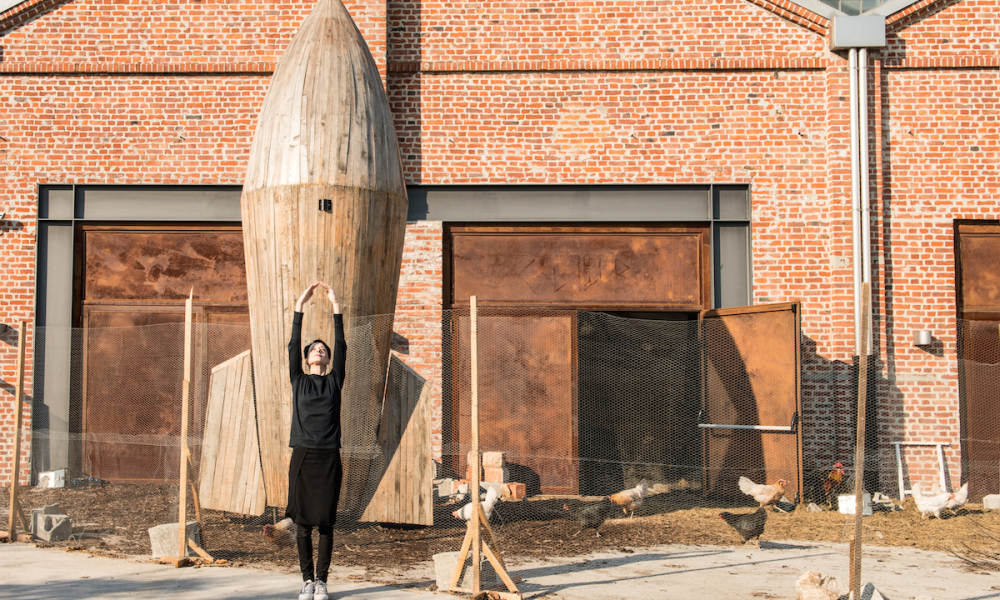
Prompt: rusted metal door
<box><xmin>445</xmin><ymin>225</ymin><xmax>710</xmax><ymax>495</ymax></box>
<box><xmin>955</xmin><ymin>222</ymin><xmax>1000</xmax><ymax>501</ymax></box>
<box><xmin>699</xmin><ymin>303</ymin><xmax>802</xmax><ymax>501</ymax></box>
<box><xmin>449</xmin><ymin>309</ymin><xmax>579</xmax><ymax>495</ymax></box>
<box><xmin>78</xmin><ymin>225</ymin><xmax>249</xmax><ymax>482</ymax></box>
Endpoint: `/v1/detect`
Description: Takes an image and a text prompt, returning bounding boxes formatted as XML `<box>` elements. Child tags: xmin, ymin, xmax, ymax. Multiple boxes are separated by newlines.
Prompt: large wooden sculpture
<box><xmin>241</xmin><ymin>0</ymin><xmax>407</xmax><ymax>506</ymax></box>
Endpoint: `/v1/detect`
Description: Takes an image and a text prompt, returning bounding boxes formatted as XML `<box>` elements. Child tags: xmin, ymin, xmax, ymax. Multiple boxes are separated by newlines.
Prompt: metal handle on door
<box><xmin>697</xmin><ymin>410</ymin><xmax>798</xmax><ymax>433</ymax></box>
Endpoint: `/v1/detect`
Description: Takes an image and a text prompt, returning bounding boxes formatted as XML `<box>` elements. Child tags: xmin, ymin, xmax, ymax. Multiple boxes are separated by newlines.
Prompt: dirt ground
<box><xmin>4</xmin><ymin>483</ymin><xmax>997</xmax><ymax>576</ymax></box>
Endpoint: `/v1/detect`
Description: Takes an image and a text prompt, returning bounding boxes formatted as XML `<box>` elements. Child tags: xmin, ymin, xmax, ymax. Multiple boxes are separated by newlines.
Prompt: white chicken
<box><xmin>945</xmin><ymin>482</ymin><xmax>969</xmax><ymax>511</ymax></box>
<box><xmin>738</xmin><ymin>476</ymin><xmax>787</xmax><ymax>508</ymax></box>
<box><xmin>911</xmin><ymin>482</ymin><xmax>952</xmax><ymax>519</ymax></box>
<box><xmin>452</xmin><ymin>486</ymin><xmax>500</xmax><ymax>521</ymax></box>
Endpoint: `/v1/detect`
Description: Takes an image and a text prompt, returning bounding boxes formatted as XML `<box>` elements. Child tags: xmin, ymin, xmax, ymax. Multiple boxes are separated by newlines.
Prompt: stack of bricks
<box><xmin>462</xmin><ymin>450</ymin><xmax>526</xmax><ymax>500</ymax></box>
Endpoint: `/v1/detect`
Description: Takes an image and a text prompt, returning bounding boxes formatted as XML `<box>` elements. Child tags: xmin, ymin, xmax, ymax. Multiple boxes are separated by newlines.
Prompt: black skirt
<box><xmin>285</xmin><ymin>447</ymin><xmax>343</xmax><ymax>526</ymax></box>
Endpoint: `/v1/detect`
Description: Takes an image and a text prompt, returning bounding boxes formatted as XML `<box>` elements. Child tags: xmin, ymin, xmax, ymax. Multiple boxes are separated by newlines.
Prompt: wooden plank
<box><xmin>228</xmin><ymin>360</ymin><xmax>251</xmax><ymax>512</ymax></box>
<box><xmin>470</xmin><ymin>296</ymin><xmax>481</xmax><ymax>592</ymax></box>
<box><xmin>359</xmin><ymin>356</ymin><xmax>433</xmax><ymax>525</ymax></box>
<box><xmin>198</xmin><ymin>354</ymin><xmax>233</xmax><ymax>509</ymax></box>
<box><xmin>0</xmin><ymin>531</ymin><xmax>33</xmax><ymax>543</ymax></box>
<box><xmin>402</xmin><ymin>371</ymin><xmax>415</xmax><ymax>522</ymax></box>
<box><xmin>7</xmin><ymin>321</ymin><xmax>27</xmax><ymax>543</ymax></box>
<box><xmin>178</xmin><ymin>292</ymin><xmax>193</xmax><ymax>561</ymax></box>
<box><xmin>201</xmin><ymin>359</ymin><xmax>231</xmax><ymax>509</ymax></box>
<box><xmin>414</xmin><ymin>379</ymin><xmax>433</xmax><ymax>524</ymax></box>
<box><xmin>851</xmin><ymin>284</ymin><xmax>871</xmax><ymax>599</ymax></box>
<box><xmin>198</xmin><ymin>350</ymin><xmax>265</xmax><ymax>514</ymax></box>
<box><xmin>214</xmin><ymin>355</ymin><xmax>240</xmax><ymax>505</ymax></box>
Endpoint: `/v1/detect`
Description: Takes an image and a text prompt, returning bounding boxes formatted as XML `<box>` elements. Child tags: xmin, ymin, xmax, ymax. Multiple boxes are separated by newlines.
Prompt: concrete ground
<box><xmin>1</xmin><ymin>540</ymin><xmax>998</xmax><ymax>600</ymax></box>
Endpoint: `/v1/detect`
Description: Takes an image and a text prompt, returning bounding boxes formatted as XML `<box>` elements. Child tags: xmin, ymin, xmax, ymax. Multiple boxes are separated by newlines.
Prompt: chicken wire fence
<box><xmin>2</xmin><ymin>310</ymin><xmax>996</xmax><ymax>576</ymax></box>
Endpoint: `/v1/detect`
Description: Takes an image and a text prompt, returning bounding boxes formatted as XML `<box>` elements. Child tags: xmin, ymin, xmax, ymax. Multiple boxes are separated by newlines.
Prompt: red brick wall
<box><xmin>1</xmin><ymin>0</ymin><xmax>999</xmax><ymax>496</ymax></box>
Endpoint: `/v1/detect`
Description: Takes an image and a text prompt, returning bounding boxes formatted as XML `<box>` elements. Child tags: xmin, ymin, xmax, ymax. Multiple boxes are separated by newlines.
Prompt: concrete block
<box><xmin>483</xmin><ymin>466</ymin><xmax>508</xmax><ymax>483</ymax></box>
<box><xmin>482</xmin><ymin>451</ymin><xmax>506</xmax><ymax>468</ymax></box>
<box><xmin>148</xmin><ymin>521</ymin><xmax>201</xmax><ymax>558</ymax></box>
<box><xmin>30</xmin><ymin>504</ymin><xmax>63</xmax><ymax>534</ymax></box>
<box><xmin>436</xmin><ymin>478</ymin><xmax>455</xmax><ymax>497</ymax></box>
<box><xmin>838</xmin><ymin>493</ymin><xmax>872</xmax><ymax>516</ymax></box>
<box><xmin>35</xmin><ymin>514</ymin><xmax>73</xmax><ymax>542</ymax></box>
<box><xmin>859</xmin><ymin>582</ymin><xmax>890</xmax><ymax>600</ymax></box>
<box><xmin>433</xmin><ymin>551</ymin><xmax>498</xmax><ymax>591</ymax></box>
<box><xmin>982</xmin><ymin>494</ymin><xmax>1000</xmax><ymax>510</ymax></box>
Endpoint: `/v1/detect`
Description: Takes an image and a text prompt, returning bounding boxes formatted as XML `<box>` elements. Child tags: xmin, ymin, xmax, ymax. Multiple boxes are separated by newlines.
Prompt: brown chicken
<box><xmin>609</xmin><ymin>479</ymin><xmax>649</xmax><ymax>519</ymax></box>
<box><xmin>719</xmin><ymin>507</ymin><xmax>767</xmax><ymax>546</ymax></box>
<box><xmin>738</xmin><ymin>476</ymin><xmax>787</xmax><ymax>507</ymax></box>
<box><xmin>262</xmin><ymin>517</ymin><xmax>296</xmax><ymax>547</ymax></box>
<box><xmin>822</xmin><ymin>463</ymin><xmax>845</xmax><ymax>498</ymax></box>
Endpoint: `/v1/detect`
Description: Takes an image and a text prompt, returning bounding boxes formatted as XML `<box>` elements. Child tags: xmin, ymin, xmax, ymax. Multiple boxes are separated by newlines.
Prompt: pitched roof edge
<box><xmin>745</xmin><ymin>0</ymin><xmax>831</xmax><ymax>35</ymax></box>
<box><xmin>1</xmin><ymin>0</ymin><xmax>68</xmax><ymax>34</ymax></box>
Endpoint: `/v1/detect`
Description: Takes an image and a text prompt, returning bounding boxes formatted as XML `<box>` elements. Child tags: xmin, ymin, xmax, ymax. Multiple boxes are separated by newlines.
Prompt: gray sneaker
<box><xmin>298</xmin><ymin>580</ymin><xmax>314</xmax><ymax>600</ymax></box>
<box><xmin>313</xmin><ymin>580</ymin><xmax>330</xmax><ymax>600</ymax></box>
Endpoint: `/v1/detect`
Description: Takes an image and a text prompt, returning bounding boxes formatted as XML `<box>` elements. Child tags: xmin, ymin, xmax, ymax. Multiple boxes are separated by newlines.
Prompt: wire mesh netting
<box><xmin>2</xmin><ymin>310</ymin><xmax>999</xmax><ymax>580</ymax></box>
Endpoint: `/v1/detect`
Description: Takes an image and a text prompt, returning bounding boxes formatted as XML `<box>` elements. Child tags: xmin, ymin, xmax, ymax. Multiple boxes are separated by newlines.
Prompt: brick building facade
<box><xmin>1</xmin><ymin>0</ymin><xmax>998</xmax><ymax>499</ymax></box>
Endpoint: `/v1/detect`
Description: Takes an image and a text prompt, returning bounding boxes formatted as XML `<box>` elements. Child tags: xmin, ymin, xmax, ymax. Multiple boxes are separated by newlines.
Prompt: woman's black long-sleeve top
<box><xmin>288</xmin><ymin>311</ymin><xmax>347</xmax><ymax>449</ymax></box>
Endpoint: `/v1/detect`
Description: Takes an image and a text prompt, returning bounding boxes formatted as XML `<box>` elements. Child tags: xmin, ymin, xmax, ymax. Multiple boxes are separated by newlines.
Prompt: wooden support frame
<box><xmin>448</xmin><ymin>297</ymin><xmax>521</xmax><ymax>599</ymax></box>
<box><xmin>850</xmin><ymin>283</ymin><xmax>871</xmax><ymax>599</ymax></box>
<box><xmin>176</xmin><ymin>291</ymin><xmax>194</xmax><ymax>565</ymax></box>
<box><xmin>6</xmin><ymin>321</ymin><xmax>29</xmax><ymax>543</ymax></box>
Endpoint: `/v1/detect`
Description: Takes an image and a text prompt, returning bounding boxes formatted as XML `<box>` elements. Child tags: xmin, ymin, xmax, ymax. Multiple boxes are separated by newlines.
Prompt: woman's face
<box><xmin>307</xmin><ymin>343</ymin><xmax>330</xmax><ymax>367</ymax></box>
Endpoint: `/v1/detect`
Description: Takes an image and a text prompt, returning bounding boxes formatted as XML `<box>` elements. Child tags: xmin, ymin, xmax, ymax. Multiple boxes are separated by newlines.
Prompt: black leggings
<box><xmin>297</xmin><ymin>524</ymin><xmax>333</xmax><ymax>582</ymax></box>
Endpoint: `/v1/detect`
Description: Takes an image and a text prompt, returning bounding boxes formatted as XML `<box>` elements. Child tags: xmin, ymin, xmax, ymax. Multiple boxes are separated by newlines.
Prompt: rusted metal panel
<box><xmin>958</xmin><ymin>319</ymin><xmax>1000</xmax><ymax>502</ymax></box>
<box><xmin>82</xmin><ymin>308</ymin><xmax>190</xmax><ymax>483</ymax></box>
<box><xmin>78</xmin><ymin>225</ymin><xmax>251</xmax><ymax>483</ymax></box>
<box><xmin>448</xmin><ymin>226</ymin><xmax>709</xmax><ymax>310</ymax></box>
<box><xmin>450</xmin><ymin>310</ymin><xmax>578</xmax><ymax>495</ymax></box>
<box><xmin>700</xmin><ymin>303</ymin><xmax>802</xmax><ymax>501</ymax></box>
<box><xmin>81</xmin><ymin>227</ymin><xmax>247</xmax><ymax>303</ymax></box>
<box><xmin>955</xmin><ymin>223</ymin><xmax>1000</xmax><ymax>501</ymax></box>
<box><xmin>959</xmin><ymin>235</ymin><xmax>1000</xmax><ymax>314</ymax></box>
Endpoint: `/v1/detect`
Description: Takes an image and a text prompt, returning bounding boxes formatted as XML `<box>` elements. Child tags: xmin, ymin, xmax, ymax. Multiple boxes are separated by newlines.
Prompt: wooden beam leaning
<box><xmin>850</xmin><ymin>282</ymin><xmax>871</xmax><ymax>599</ymax></box>
<box><xmin>7</xmin><ymin>321</ymin><xmax>27</xmax><ymax>543</ymax></box>
<box><xmin>177</xmin><ymin>291</ymin><xmax>194</xmax><ymax>565</ymax></box>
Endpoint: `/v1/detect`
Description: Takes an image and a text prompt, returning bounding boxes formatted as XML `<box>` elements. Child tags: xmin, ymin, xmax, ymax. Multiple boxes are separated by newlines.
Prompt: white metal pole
<box><xmin>859</xmin><ymin>47</ymin><xmax>874</xmax><ymax>355</ymax></box>
<box><xmin>849</xmin><ymin>48</ymin><xmax>863</xmax><ymax>357</ymax></box>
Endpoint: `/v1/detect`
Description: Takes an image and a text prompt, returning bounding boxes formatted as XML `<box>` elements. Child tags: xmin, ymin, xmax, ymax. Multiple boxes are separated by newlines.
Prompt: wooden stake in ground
<box><xmin>177</xmin><ymin>290</ymin><xmax>194</xmax><ymax>565</ymax></box>
<box><xmin>850</xmin><ymin>282</ymin><xmax>871</xmax><ymax>599</ymax></box>
<box><xmin>449</xmin><ymin>297</ymin><xmax>521</xmax><ymax>600</ymax></box>
<box><xmin>7</xmin><ymin>320</ymin><xmax>28</xmax><ymax>543</ymax></box>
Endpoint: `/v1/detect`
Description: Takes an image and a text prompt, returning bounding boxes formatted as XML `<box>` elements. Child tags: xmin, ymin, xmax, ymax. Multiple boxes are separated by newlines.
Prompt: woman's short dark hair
<box><xmin>304</xmin><ymin>339</ymin><xmax>331</xmax><ymax>359</ymax></box>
